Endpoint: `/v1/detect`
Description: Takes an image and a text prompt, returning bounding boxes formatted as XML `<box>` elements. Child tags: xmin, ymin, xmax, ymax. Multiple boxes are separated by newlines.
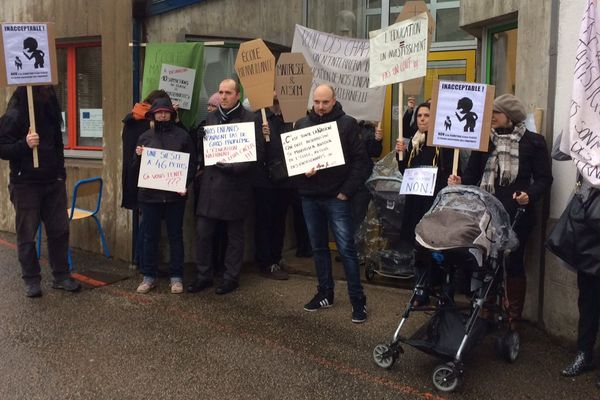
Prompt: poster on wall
<box><xmin>427</xmin><ymin>80</ymin><xmax>495</xmax><ymax>151</ymax></box>
<box><xmin>203</xmin><ymin>121</ymin><xmax>257</xmax><ymax>166</ymax></box>
<box><xmin>138</xmin><ymin>147</ymin><xmax>190</xmax><ymax>193</ymax></box>
<box><xmin>158</xmin><ymin>64</ymin><xmax>196</xmax><ymax>110</ymax></box>
<box><xmin>0</xmin><ymin>22</ymin><xmax>58</xmax><ymax>86</ymax></box>
<box><xmin>79</xmin><ymin>108</ymin><xmax>103</xmax><ymax>138</ymax></box>
<box><xmin>368</xmin><ymin>12</ymin><xmax>428</xmax><ymax>88</ymax></box>
<box><xmin>281</xmin><ymin>122</ymin><xmax>345</xmax><ymax>177</ymax></box>
<box><xmin>291</xmin><ymin>24</ymin><xmax>385</xmax><ymax>122</ymax></box>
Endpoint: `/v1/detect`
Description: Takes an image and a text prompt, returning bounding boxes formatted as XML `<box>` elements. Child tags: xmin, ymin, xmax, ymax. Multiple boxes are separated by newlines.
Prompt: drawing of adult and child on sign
<box><xmin>17</xmin><ymin>37</ymin><xmax>45</xmax><ymax>69</ymax></box>
<box><xmin>450</xmin><ymin>97</ymin><xmax>478</xmax><ymax>132</ymax></box>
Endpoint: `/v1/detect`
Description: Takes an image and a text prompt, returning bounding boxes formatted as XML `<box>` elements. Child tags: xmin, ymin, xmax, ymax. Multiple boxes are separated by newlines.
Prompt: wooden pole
<box><xmin>26</xmin><ymin>85</ymin><xmax>39</xmax><ymax>168</ymax></box>
<box><xmin>452</xmin><ymin>148</ymin><xmax>460</xmax><ymax>176</ymax></box>
<box><xmin>398</xmin><ymin>83</ymin><xmax>404</xmax><ymax>161</ymax></box>
<box><xmin>260</xmin><ymin>108</ymin><xmax>270</xmax><ymax>142</ymax></box>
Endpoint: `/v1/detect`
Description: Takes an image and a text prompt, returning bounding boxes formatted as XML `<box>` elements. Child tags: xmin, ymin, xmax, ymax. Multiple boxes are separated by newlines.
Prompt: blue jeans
<box><xmin>139</xmin><ymin>201</ymin><xmax>186</xmax><ymax>280</ymax></box>
<box><xmin>301</xmin><ymin>196</ymin><xmax>364</xmax><ymax>300</ymax></box>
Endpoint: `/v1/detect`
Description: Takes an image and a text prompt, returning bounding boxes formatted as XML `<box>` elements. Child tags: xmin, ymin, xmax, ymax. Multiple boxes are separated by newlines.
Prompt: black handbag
<box><xmin>267</xmin><ymin>159</ymin><xmax>288</xmax><ymax>184</ymax></box>
<box><xmin>546</xmin><ymin>183</ymin><xmax>600</xmax><ymax>274</ymax></box>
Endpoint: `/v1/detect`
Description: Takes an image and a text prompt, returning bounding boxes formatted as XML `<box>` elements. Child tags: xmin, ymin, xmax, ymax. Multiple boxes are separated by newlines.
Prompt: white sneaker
<box><xmin>136</xmin><ymin>280</ymin><xmax>156</xmax><ymax>294</ymax></box>
<box><xmin>170</xmin><ymin>281</ymin><xmax>184</xmax><ymax>294</ymax></box>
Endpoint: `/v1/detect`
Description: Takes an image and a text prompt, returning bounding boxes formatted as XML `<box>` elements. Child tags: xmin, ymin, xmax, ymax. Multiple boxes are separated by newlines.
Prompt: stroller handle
<box><xmin>512</xmin><ymin>207</ymin><xmax>526</xmax><ymax>230</ymax></box>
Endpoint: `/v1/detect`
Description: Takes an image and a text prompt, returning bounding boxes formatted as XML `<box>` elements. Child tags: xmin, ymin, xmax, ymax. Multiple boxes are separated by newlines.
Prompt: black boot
<box><xmin>561</xmin><ymin>351</ymin><xmax>593</xmax><ymax>377</ymax></box>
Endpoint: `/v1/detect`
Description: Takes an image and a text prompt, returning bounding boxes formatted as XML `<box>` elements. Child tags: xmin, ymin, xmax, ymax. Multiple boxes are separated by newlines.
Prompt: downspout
<box><xmin>538</xmin><ymin>0</ymin><xmax>560</xmax><ymax>328</ymax></box>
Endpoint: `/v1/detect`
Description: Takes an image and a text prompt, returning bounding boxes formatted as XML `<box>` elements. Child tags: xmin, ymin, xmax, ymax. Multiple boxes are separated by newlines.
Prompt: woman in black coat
<box><xmin>448</xmin><ymin>94</ymin><xmax>553</xmax><ymax>330</ymax></box>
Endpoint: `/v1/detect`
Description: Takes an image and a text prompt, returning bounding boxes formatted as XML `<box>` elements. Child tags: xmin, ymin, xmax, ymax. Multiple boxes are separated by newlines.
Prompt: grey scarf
<box><xmin>480</xmin><ymin>122</ymin><xmax>526</xmax><ymax>193</ymax></box>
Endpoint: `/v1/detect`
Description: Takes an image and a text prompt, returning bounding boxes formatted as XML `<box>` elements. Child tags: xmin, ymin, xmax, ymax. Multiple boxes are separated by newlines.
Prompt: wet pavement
<box><xmin>0</xmin><ymin>230</ymin><xmax>598</xmax><ymax>400</ymax></box>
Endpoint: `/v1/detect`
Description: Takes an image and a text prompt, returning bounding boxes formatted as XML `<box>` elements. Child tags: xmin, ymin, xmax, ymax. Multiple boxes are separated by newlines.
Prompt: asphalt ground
<box><xmin>0</xmin><ymin>230</ymin><xmax>598</xmax><ymax>399</ymax></box>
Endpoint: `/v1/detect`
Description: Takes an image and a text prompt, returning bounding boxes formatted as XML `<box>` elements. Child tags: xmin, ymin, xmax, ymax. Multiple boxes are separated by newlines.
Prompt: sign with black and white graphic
<box><xmin>428</xmin><ymin>80</ymin><xmax>494</xmax><ymax>152</ymax></box>
<box><xmin>0</xmin><ymin>22</ymin><xmax>57</xmax><ymax>86</ymax></box>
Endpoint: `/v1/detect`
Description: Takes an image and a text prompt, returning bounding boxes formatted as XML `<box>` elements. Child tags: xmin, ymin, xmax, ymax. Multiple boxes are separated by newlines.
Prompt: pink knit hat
<box><xmin>208</xmin><ymin>92</ymin><xmax>220</xmax><ymax>107</ymax></box>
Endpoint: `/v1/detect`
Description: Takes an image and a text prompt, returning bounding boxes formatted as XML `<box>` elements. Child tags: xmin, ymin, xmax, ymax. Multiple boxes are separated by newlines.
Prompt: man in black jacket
<box><xmin>188</xmin><ymin>78</ymin><xmax>263</xmax><ymax>295</ymax></box>
<box><xmin>0</xmin><ymin>86</ymin><xmax>81</xmax><ymax>297</ymax></box>
<box><xmin>294</xmin><ymin>84</ymin><xmax>371</xmax><ymax>323</ymax></box>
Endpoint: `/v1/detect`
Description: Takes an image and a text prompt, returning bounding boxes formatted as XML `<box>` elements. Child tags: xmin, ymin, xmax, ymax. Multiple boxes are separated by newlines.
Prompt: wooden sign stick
<box><xmin>452</xmin><ymin>148</ymin><xmax>460</xmax><ymax>177</ymax></box>
<box><xmin>398</xmin><ymin>83</ymin><xmax>404</xmax><ymax>161</ymax></box>
<box><xmin>260</xmin><ymin>108</ymin><xmax>270</xmax><ymax>142</ymax></box>
<box><xmin>26</xmin><ymin>85</ymin><xmax>39</xmax><ymax>168</ymax></box>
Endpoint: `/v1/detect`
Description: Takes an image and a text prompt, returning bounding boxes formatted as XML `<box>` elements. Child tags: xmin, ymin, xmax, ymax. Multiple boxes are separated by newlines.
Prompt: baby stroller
<box><xmin>372</xmin><ymin>185</ymin><xmax>522</xmax><ymax>392</ymax></box>
<box><xmin>357</xmin><ymin>151</ymin><xmax>414</xmax><ymax>281</ymax></box>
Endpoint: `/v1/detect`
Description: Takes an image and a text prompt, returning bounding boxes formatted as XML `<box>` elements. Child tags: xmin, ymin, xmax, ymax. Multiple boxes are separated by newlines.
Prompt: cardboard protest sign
<box><xmin>141</xmin><ymin>43</ymin><xmax>204</xmax><ymax>129</ymax></box>
<box><xmin>281</xmin><ymin>121</ymin><xmax>345</xmax><ymax>176</ymax></box>
<box><xmin>158</xmin><ymin>64</ymin><xmax>196</xmax><ymax>110</ymax></box>
<box><xmin>138</xmin><ymin>147</ymin><xmax>190</xmax><ymax>193</ymax></box>
<box><xmin>292</xmin><ymin>24</ymin><xmax>385</xmax><ymax>122</ymax></box>
<box><xmin>369</xmin><ymin>13</ymin><xmax>428</xmax><ymax>88</ymax></box>
<box><xmin>235</xmin><ymin>39</ymin><xmax>275</xmax><ymax>111</ymax></box>
<box><xmin>394</xmin><ymin>1</ymin><xmax>435</xmax><ymax>95</ymax></box>
<box><xmin>275</xmin><ymin>53</ymin><xmax>313</xmax><ymax>123</ymax></box>
<box><xmin>0</xmin><ymin>22</ymin><xmax>58</xmax><ymax>86</ymax></box>
<box><xmin>428</xmin><ymin>80</ymin><xmax>494</xmax><ymax>152</ymax></box>
<box><xmin>399</xmin><ymin>167</ymin><xmax>437</xmax><ymax>196</ymax></box>
<box><xmin>203</xmin><ymin>122</ymin><xmax>257</xmax><ymax>166</ymax></box>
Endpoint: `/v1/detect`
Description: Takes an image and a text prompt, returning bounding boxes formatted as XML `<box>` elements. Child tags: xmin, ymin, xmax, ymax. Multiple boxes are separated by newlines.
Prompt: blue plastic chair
<box><xmin>37</xmin><ymin>177</ymin><xmax>110</xmax><ymax>269</ymax></box>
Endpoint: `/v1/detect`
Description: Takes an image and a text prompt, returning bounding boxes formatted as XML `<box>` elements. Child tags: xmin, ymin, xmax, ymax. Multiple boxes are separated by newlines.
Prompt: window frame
<box><xmin>57</xmin><ymin>41</ymin><xmax>102</xmax><ymax>151</ymax></box>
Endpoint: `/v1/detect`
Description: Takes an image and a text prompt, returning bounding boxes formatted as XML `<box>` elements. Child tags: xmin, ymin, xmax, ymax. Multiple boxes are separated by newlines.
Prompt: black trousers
<box><xmin>577</xmin><ymin>271</ymin><xmax>600</xmax><ymax>354</ymax></box>
<box><xmin>195</xmin><ymin>216</ymin><xmax>244</xmax><ymax>283</ymax></box>
<box><xmin>254</xmin><ymin>187</ymin><xmax>290</xmax><ymax>270</ymax></box>
<box><xmin>8</xmin><ymin>180</ymin><xmax>70</xmax><ymax>284</ymax></box>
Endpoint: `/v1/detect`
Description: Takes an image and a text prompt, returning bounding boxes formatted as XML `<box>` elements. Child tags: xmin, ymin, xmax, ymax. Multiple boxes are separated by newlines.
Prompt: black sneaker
<box><xmin>25</xmin><ymin>282</ymin><xmax>42</xmax><ymax>298</ymax></box>
<box><xmin>304</xmin><ymin>292</ymin><xmax>334</xmax><ymax>311</ymax></box>
<box><xmin>52</xmin><ymin>278</ymin><xmax>82</xmax><ymax>292</ymax></box>
<box><xmin>351</xmin><ymin>296</ymin><xmax>367</xmax><ymax>323</ymax></box>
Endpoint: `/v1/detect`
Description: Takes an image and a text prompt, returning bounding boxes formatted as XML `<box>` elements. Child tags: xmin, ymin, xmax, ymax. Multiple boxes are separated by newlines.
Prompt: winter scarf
<box><xmin>480</xmin><ymin>122</ymin><xmax>526</xmax><ymax>193</ymax></box>
<box><xmin>217</xmin><ymin>102</ymin><xmax>242</xmax><ymax>123</ymax></box>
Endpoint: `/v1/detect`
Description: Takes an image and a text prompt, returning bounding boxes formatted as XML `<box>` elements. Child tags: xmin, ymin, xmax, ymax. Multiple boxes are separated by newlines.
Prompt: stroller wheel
<box><xmin>432</xmin><ymin>363</ymin><xmax>460</xmax><ymax>392</ymax></box>
<box><xmin>495</xmin><ymin>331</ymin><xmax>520</xmax><ymax>363</ymax></box>
<box><xmin>372</xmin><ymin>343</ymin><xmax>397</xmax><ymax>369</ymax></box>
<box><xmin>365</xmin><ymin>264</ymin><xmax>376</xmax><ymax>281</ymax></box>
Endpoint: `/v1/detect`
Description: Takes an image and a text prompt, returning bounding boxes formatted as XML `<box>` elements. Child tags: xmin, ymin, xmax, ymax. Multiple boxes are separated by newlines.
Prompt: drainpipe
<box><xmin>538</xmin><ymin>0</ymin><xmax>560</xmax><ymax>329</ymax></box>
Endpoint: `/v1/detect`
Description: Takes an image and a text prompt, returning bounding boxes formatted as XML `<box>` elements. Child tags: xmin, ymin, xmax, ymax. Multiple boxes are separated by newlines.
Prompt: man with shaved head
<box><xmin>294</xmin><ymin>84</ymin><xmax>371</xmax><ymax>323</ymax></box>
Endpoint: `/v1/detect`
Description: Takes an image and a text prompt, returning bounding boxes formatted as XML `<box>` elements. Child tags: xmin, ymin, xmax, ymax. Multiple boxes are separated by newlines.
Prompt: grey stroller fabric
<box><xmin>415</xmin><ymin>185</ymin><xmax>519</xmax><ymax>259</ymax></box>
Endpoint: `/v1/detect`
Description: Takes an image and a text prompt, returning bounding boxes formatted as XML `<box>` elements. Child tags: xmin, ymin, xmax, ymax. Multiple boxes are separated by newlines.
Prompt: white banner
<box><xmin>560</xmin><ymin>0</ymin><xmax>600</xmax><ymax>187</ymax></box>
<box><xmin>138</xmin><ymin>147</ymin><xmax>190</xmax><ymax>193</ymax></box>
<box><xmin>431</xmin><ymin>81</ymin><xmax>488</xmax><ymax>150</ymax></box>
<box><xmin>158</xmin><ymin>64</ymin><xmax>196</xmax><ymax>110</ymax></box>
<box><xmin>369</xmin><ymin>13</ymin><xmax>428</xmax><ymax>88</ymax></box>
<box><xmin>291</xmin><ymin>25</ymin><xmax>386</xmax><ymax>122</ymax></box>
<box><xmin>399</xmin><ymin>167</ymin><xmax>438</xmax><ymax>196</ymax></box>
<box><xmin>203</xmin><ymin>122</ymin><xmax>257</xmax><ymax>166</ymax></box>
<box><xmin>2</xmin><ymin>23</ymin><xmax>53</xmax><ymax>85</ymax></box>
<box><xmin>281</xmin><ymin>122</ymin><xmax>345</xmax><ymax>177</ymax></box>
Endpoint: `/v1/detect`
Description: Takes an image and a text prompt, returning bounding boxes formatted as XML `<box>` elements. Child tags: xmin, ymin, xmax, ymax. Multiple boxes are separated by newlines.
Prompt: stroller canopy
<box><xmin>415</xmin><ymin>185</ymin><xmax>519</xmax><ymax>258</ymax></box>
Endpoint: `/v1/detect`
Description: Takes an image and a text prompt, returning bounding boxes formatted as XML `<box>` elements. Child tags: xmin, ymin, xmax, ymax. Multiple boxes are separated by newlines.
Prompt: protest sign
<box><xmin>0</xmin><ymin>22</ymin><xmax>58</xmax><ymax>86</ymax></box>
<box><xmin>281</xmin><ymin>121</ymin><xmax>345</xmax><ymax>177</ymax></box>
<box><xmin>203</xmin><ymin>122</ymin><xmax>257</xmax><ymax>166</ymax></box>
<box><xmin>275</xmin><ymin>52</ymin><xmax>313</xmax><ymax>123</ymax></box>
<box><xmin>399</xmin><ymin>167</ymin><xmax>437</xmax><ymax>196</ymax></box>
<box><xmin>291</xmin><ymin>24</ymin><xmax>385</xmax><ymax>122</ymax></box>
<box><xmin>560</xmin><ymin>0</ymin><xmax>600</xmax><ymax>187</ymax></box>
<box><xmin>368</xmin><ymin>13</ymin><xmax>428</xmax><ymax>88</ymax></box>
<box><xmin>428</xmin><ymin>80</ymin><xmax>494</xmax><ymax>152</ymax></box>
<box><xmin>141</xmin><ymin>43</ymin><xmax>204</xmax><ymax>129</ymax></box>
<box><xmin>158</xmin><ymin>64</ymin><xmax>196</xmax><ymax>110</ymax></box>
<box><xmin>138</xmin><ymin>147</ymin><xmax>190</xmax><ymax>193</ymax></box>
<box><xmin>235</xmin><ymin>39</ymin><xmax>275</xmax><ymax>111</ymax></box>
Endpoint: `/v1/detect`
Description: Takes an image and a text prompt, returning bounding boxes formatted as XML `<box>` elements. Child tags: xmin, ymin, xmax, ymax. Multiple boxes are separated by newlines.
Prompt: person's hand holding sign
<box><xmin>447</xmin><ymin>175</ymin><xmax>461</xmax><ymax>186</ymax></box>
<box><xmin>395</xmin><ymin>137</ymin><xmax>407</xmax><ymax>154</ymax></box>
<box><xmin>26</xmin><ymin>128</ymin><xmax>39</xmax><ymax>149</ymax></box>
<box><xmin>375</xmin><ymin>125</ymin><xmax>383</xmax><ymax>142</ymax></box>
<box><xmin>262</xmin><ymin>123</ymin><xmax>271</xmax><ymax>139</ymax></box>
<box><xmin>135</xmin><ymin>145</ymin><xmax>144</xmax><ymax>156</ymax></box>
<box><xmin>305</xmin><ymin>167</ymin><xmax>316</xmax><ymax>177</ymax></box>
<box><xmin>513</xmin><ymin>191</ymin><xmax>529</xmax><ymax>206</ymax></box>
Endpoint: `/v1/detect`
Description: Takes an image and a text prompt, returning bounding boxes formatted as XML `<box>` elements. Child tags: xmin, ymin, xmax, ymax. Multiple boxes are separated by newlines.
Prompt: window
<box><xmin>486</xmin><ymin>24</ymin><xmax>517</xmax><ymax>95</ymax></box>
<box><xmin>56</xmin><ymin>41</ymin><xmax>102</xmax><ymax>150</ymax></box>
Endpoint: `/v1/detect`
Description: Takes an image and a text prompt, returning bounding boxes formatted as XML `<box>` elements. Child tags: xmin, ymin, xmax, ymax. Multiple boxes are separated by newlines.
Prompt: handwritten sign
<box><xmin>235</xmin><ymin>39</ymin><xmax>275</xmax><ymax>110</ymax></box>
<box><xmin>0</xmin><ymin>22</ymin><xmax>58</xmax><ymax>86</ymax></box>
<box><xmin>275</xmin><ymin>52</ymin><xmax>313</xmax><ymax>123</ymax></box>
<box><xmin>560</xmin><ymin>0</ymin><xmax>600</xmax><ymax>187</ymax></box>
<box><xmin>158</xmin><ymin>64</ymin><xmax>196</xmax><ymax>110</ymax></box>
<box><xmin>291</xmin><ymin>24</ymin><xmax>385</xmax><ymax>122</ymax></box>
<box><xmin>281</xmin><ymin>122</ymin><xmax>345</xmax><ymax>176</ymax></box>
<box><xmin>203</xmin><ymin>122</ymin><xmax>257</xmax><ymax>166</ymax></box>
<box><xmin>399</xmin><ymin>167</ymin><xmax>438</xmax><ymax>196</ymax></box>
<box><xmin>138</xmin><ymin>147</ymin><xmax>190</xmax><ymax>193</ymax></box>
<box><xmin>428</xmin><ymin>80</ymin><xmax>494</xmax><ymax>152</ymax></box>
<box><xmin>369</xmin><ymin>13</ymin><xmax>428</xmax><ymax>88</ymax></box>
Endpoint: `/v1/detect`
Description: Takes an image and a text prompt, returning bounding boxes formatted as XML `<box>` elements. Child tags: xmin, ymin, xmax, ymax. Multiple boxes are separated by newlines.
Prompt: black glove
<box><xmin>196</xmin><ymin>126</ymin><xmax>206</xmax><ymax>139</ymax></box>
